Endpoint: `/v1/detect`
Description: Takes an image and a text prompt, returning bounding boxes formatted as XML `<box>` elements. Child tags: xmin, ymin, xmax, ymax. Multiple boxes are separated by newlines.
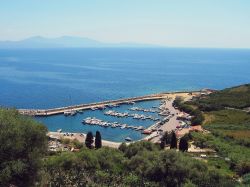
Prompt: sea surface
<box><xmin>0</xmin><ymin>48</ymin><xmax>250</xmax><ymax>141</ymax></box>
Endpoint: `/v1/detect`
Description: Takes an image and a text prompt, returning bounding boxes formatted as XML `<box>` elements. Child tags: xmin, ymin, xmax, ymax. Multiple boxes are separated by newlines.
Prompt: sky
<box><xmin>0</xmin><ymin>0</ymin><xmax>250</xmax><ymax>48</ymax></box>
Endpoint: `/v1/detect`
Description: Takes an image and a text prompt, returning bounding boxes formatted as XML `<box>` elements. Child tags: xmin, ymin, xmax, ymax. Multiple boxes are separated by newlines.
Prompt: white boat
<box><xmin>137</xmin><ymin>126</ymin><xmax>144</xmax><ymax>130</ymax></box>
<box><xmin>125</xmin><ymin>137</ymin><xmax>132</xmax><ymax>141</ymax></box>
<box><xmin>77</xmin><ymin>109</ymin><xmax>83</xmax><ymax>114</ymax></box>
<box><xmin>70</xmin><ymin>110</ymin><xmax>77</xmax><ymax>116</ymax></box>
<box><xmin>64</xmin><ymin>110</ymin><xmax>71</xmax><ymax>116</ymax></box>
<box><xmin>120</xmin><ymin>125</ymin><xmax>126</xmax><ymax>129</ymax></box>
<box><xmin>64</xmin><ymin>110</ymin><xmax>77</xmax><ymax>116</ymax></box>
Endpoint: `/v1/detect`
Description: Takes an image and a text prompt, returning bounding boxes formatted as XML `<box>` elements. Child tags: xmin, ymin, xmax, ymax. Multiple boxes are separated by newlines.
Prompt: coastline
<box><xmin>47</xmin><ymin>91</ymin><xmax>197</xmax><ymax>148</ymax></box>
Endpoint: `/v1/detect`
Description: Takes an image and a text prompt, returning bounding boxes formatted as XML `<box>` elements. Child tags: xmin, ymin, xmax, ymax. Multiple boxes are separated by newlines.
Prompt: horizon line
<box><xmin>0</xmin><ymin>35</ymin><xmax>250</xmax><ymax>50</ymax></box>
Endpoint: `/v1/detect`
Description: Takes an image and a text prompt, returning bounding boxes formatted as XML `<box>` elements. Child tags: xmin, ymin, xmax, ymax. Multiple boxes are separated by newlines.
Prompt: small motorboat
<box><xmin>125</xmin><ymin>137</ymin><xmax>132</xmax><ymax>141</ymax></box>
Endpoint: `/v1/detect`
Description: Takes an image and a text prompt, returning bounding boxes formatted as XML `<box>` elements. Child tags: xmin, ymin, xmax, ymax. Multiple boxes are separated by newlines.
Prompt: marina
<box><xmin>35</xmin><ymin>99</ymin><xmax>171</xmax><ymax>142</ymax></box>
<box><xmin>25</xmin><ymin>91</ymin><xmax>196</xmax><ymax>142</ymax></box>
<box><xmin>104</xmin><ymin>110</ymin><xmax>160</xmax><ymax>121</ymax></box>
<box><xmin>82</xmin><ymin>117</ymin><xmax>146</xmax><ymax>132</ymax></box>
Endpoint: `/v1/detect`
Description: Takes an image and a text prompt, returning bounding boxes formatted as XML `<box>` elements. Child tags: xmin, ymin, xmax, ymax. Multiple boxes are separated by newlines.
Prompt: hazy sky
<box><xmin>0</xmin><ymin>0</ymin><xmax>250</xmax><ymax>48</ymax></box>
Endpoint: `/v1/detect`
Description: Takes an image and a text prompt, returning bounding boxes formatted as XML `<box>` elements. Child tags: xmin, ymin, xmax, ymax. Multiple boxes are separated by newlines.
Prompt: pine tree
<box><xmin>95</xmin><ymin>131</ymin><xmax>102</xmax><ymax>149</ymax></box>
<box><xmin>85</xmin><ymin>131</ymin><xmax>94</xmax><ymax>149</ymax></box>
<box><xmin>179</xmin><ymin>137</ymin><xmax>188</xmax><ymax>152</ymax></box>
<box><xmin>160</xmin><ymin>136</ymin><xmax>166</xmax><ymax>149</ymax></box>
<box><xmin>170</xmin><ymin>131</ymin><xmax>177</xmax><ymax>149</ymax></box>
<box><xmin>164</xmin><ymin>131</ymin><xmax>170</xmax><ymax>145</ymax></box>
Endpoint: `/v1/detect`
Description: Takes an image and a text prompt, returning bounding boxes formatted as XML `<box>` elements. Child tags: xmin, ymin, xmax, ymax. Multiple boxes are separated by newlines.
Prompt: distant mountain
<box><xmin>0</xmin><ymin>36</ymin><xmax>160</xmax><ymax>48</ymax></box>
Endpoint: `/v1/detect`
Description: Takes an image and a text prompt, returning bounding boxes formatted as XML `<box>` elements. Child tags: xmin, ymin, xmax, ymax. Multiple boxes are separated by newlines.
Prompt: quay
<box><xmin>18</xmin><ymin>91</ymin><xmax>198</xmax><ymax>116</ymax></box>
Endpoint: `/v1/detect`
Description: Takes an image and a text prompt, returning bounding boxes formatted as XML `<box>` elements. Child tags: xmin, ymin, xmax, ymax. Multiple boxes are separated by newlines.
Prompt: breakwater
<box><xmin>18</xmin><ymin>91</ymin><xmax>197</xmax><ymax>116</ymax></box>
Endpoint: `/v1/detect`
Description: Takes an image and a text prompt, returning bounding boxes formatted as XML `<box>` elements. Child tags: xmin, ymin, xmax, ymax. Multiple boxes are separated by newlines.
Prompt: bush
<box><xmin>242</xmin><ymin>173</ymin><xmax>250</xmax><ymax>185</ymax></box>
<box><xmin>0</xmin><ymin>109</ymin><xmax>48</xmax><ymax>187</ymax></box>
<box><xmin>72</xmin><ymin>139</ymin><xmax>83</xmax><ymax>149</ymax></box>
<box><xmin>42</xmin><ymin>141</ymin><xmax>233</xmax><ymax>186</ymax></box>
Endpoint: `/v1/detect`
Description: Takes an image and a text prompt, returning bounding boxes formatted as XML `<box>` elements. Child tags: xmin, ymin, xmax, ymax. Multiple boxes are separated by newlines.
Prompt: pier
<box><xmin>18</xmin><ymin>91</ymin><xmax>197</xmax><ymax>116</ymax></box>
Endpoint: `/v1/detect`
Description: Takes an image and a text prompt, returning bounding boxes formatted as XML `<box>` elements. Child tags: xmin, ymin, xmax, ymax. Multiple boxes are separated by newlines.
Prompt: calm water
<box><xmin>36</xmin><ymin>100</ymin><xmax>162</xmax><ymax>142</ymax></box>
<box><xmin>0</xmin><ymin>48</ymin><xmax>250</xmax><ymax>141</ymax></box>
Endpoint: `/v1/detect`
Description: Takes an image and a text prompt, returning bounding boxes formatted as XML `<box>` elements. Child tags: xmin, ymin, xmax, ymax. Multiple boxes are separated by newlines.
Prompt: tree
<box><xmin>179</xmin><ymin>136</ymin><xmax>188</xmax><ymax>152</ymax></box>
<box><xmin>163</xmin><ymin>131</ymin><xmax>171</xmax><ymax>145</ymax></box>
<box><xmin>160</xmin><ymin>136</ymin><xmax>166</xmax><ymax>149</ymax></box>
<box><xmin>118</xmin><ymin>142</ymin><xmax>127</xmax><ymax>152</ymax></box>
<box><xmin>85</xmin><ymin>132</ymin><xmax>94</xmax><ymax>149</ymax></box>
<box><xmin>95</xmin><ymin>131</ymin><xmax>102</xmax><ymax>149</ymax></box>
<box><xmin>170</xmin><ymin>131</ymin><xmax>177</xmax><ymax>149</ymax></box>
<box><xmin>0</xmin><ymin>109</ymin><xmax>47</xmax><ymax>187</ymax></box>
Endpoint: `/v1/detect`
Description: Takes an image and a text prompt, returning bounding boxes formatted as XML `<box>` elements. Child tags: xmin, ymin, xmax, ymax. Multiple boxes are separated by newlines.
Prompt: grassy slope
<box><xmin>189</xmin><ymin>84</ymin><xmax>250</xmax><ymax>177</ymax></box>
<box><xmin>198</xmin><ymin>84</ymin><xmax>250</xmax><ymax>109</ymax></box>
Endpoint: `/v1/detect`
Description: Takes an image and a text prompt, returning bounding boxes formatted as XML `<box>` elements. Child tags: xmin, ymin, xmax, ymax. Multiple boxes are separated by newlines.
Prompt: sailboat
<box><xmin>64</xmin><ymin>95</ymin><xmax>77</xmax><ymax>116</ymax></box>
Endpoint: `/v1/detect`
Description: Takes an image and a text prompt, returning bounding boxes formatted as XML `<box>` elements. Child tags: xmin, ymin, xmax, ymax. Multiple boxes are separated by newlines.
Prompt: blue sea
<box><xmin>0</xmin><ymin>48</ymin><xmax>250</xmax><ymax>141</ymax></box>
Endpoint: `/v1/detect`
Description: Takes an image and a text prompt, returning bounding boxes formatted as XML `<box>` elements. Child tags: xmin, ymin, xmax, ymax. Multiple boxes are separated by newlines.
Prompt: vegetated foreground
<box><xmin>1</xmin><ymin>84</ymin><xmax>250</xmax><ymax>186</ymax></box>
<box><xmin>0</xmin><ymin>109</ymin><xmax>233</xmax><ymax>187</ymax></box>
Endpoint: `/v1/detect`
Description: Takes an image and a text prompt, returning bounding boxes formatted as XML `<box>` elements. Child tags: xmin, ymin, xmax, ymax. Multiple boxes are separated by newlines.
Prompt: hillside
<box><xmin>196</xmin><ymin>84</ymin><xmax>250</xmax><ymax>110</ymax></box>
<box><xmin>184</xmin><ymin>84</ymin><xmax>250</xmax><ymax>180</ymax></box>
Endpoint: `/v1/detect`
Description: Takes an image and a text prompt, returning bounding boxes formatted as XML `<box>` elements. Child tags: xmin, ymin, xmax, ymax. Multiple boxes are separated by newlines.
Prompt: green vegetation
<box><xmin>191</xmin><ymin>132</ymin><xmax>250</xmax><ymax>176</ymax></box>
<box><xmin>176</xmin><ymin>84</ymin><xmax>250</xmax><ymax>180</ymax></box>
<box><xmin>160</xmin><ymin>136</ymin><xmax>166</xmax><ymax>149</ymax></box>
<box><xmin>85</xmin><ymin>131</ymin><xmax>94</xmax><ymax>148</ymax></box>
<box><xmin>179</xmin><ymin>136</ymin><xmax>189</xmax><ymax>152</ymax></box>
<box><xmin>0</xmin><ymin>109</ymin><xmax>48</xmax><ymax>187</ymax></box>
<box><xmin>242</xmin><ymin>173</ymin><xmax>250</xmax><ymax>185</ymax></box>
<box><xmin>204</xmin><ymin>110</ymin><xmax>250</xmax><ymax>147</ymax></box>
<box><xmin>0</xmin><ymin>108</ymin><xmax>235</xmax><ymax>186</ymax></box>
<box><xmin>95</xmin><ymin>131</ymin><xmax>102</xmax><ymax>149</ymax></box>
<box><xmin>61</xmin><ymin>138</ymin><xmax>83</xmax><ymax>149</ymax></box>
<box><xmin>170</xmin><ymin>131</ymin><xmax>177</xmax><ymax>149</ymax></box>
<box><xmin>195</xmin><ymin>84</ymin><xmax>250</xmax><ymax>111</ymax></box>
<box><xmin>42</xmin><ymin>142</ymin><xmax>233</xmax><ymax>186</ymax></box>
<box><xmin>2</xmin><ymin>84</ymin><xmax>250</xmax><ymax>186</ymax></box>
<box><xmin>160</xmin><ymin>131</ymin><xmax>172</xmax><ymax>149</ymax></box>
<box><xmin>173</xmin><ymin>97</ymin><xmax>204</xmax><ymax>125</ymax></box>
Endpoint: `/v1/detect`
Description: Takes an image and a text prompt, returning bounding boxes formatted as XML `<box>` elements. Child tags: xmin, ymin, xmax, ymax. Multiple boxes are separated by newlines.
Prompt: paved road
<box><xmin>150</xmin><ymin>99</ymin><xmax>180</xmax><ymax>143</ymax></box>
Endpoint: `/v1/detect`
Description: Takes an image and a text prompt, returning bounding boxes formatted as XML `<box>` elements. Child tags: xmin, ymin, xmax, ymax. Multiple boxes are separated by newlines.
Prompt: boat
<box><xmin>70</xmin><ymin>110</ymin><xmax>77</xmax><ymax>116</ymax></box>
<box><xmin>142</xmin><ymin>130</ymin><xmax>152</xmax><ymax>135</ymax></box>
<box><xmin>57</xmin><ymin>129</ymin><xmax>62</xmax><ymax>133</ymax></box>
<box><xmin>77</xmin><ymin>109</ymin><xmax>83</xmax><ymax>114</ymax></box>
<box><xmin>64</xmin><ymin>110</ymin><xmax>71</xmax><ymax>116</ymax></box>
<box><xmin>120</xmin><ymin>125</ymin><xmax>127</xmax><ymax>129</ymax></box>
<box><xmin>137</xmin><ymin>126</ymin><xmax>144</xmax><ymax>130</ymax></box>
<box><xmin>125</xmin><ymin>137</ymin><xmax>132</xmax><ymax>141</ymax></box>
<box><xmin>64</xmin><ymin>109</ymin><xmax>77</xmax><ymax>116</ymax></box>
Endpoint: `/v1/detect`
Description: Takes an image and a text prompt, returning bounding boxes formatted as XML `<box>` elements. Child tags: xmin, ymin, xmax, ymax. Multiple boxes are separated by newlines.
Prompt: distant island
<box><xmin>0</xmin><ymin>36</ymin><xmax>161</xmax><ymax>49</ymax></box>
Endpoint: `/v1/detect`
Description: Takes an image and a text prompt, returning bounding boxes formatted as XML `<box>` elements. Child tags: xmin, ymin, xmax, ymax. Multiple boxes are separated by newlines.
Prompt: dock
<box><xmin>17</xmin><ymin>91</ymin><xmax>197</xmax><ymax>116</ymax></box>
